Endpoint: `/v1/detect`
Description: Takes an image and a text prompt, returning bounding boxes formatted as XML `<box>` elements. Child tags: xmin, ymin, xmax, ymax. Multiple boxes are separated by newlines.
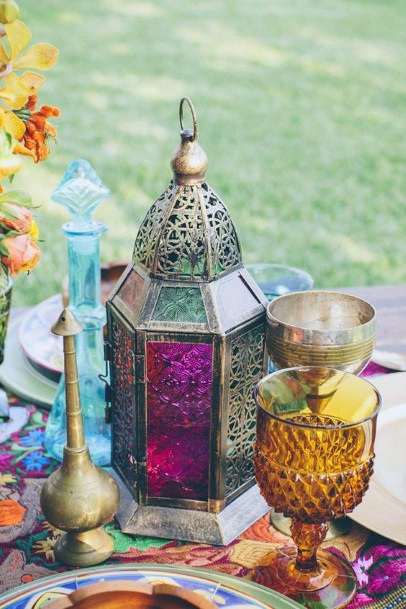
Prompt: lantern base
<box><xmin>110</xmin><ymin>472</ymin><xmax>269</xmax><ymax>545</ymax></box>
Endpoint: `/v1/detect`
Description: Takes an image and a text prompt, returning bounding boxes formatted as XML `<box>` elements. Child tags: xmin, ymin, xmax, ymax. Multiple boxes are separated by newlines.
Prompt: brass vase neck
<box><xmin>170</xmin><ymin>97</ymin><xmax>208</xmax><ymax>186</ymax></box>
<box><xmin>52</xmin><ymin>308</ymin><xmax>85</xmax><ymax>450</ymax></box>
<box><xmin>63</xmin><ymin>334</ymin><xmax>85</xmax><ymax>449</ymax></box>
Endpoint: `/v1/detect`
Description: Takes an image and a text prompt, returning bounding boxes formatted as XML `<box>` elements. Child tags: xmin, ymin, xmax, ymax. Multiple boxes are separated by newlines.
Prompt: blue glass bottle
<box><xmin>45</xmin><ymin>160</ymin><xmax>111</xmax><ymax>465</ymax></box>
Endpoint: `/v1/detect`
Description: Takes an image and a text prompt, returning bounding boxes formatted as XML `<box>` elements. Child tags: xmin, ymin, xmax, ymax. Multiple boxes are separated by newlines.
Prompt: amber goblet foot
<box><xmin>253</xmin><ymin>367</ymin><xmax>380</xmax><ymax>609</ymax></box>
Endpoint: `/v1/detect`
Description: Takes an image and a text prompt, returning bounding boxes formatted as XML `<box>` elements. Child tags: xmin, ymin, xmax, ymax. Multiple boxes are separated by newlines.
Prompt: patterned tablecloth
<box><xmin>0</xmin><ymin>396</ymin><xmax>405</xmax><ymax>609</ymax></box>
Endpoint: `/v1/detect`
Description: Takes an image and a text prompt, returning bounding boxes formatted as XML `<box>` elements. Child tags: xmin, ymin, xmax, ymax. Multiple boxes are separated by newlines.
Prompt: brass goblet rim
<box><xmin>254</xmin><ymin>366</ymin><xmax>381</xmax><ymax>430</ymax></box>
<box><xmin>266</xmin><ymin>290</ymin><xmax>376</xmax><ymax>345</ymax></box>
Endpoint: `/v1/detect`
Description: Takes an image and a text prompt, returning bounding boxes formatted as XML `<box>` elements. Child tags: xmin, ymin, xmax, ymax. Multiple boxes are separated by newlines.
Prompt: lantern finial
<box><xmin>170</xmin><ymin>97</ymin><xmax>208</xmax><ymax>185</ymax></box>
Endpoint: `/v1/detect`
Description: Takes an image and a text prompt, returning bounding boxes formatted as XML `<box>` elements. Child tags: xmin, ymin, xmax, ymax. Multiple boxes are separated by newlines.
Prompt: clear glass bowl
<box><xmin>246</xmin><ymin>263</ymin><xmax>314</xmax><ymax>300</ymax></box>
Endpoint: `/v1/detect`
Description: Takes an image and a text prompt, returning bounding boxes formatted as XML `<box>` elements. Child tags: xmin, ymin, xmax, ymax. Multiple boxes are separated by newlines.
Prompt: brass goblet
<box><xmin>266</xmin><ymin>290</ymin><xmax>376</xmax><ymax>537</ymax></box>
<box><xmin>266</xmin><ymin>290</ymin><xmax>376</xmax><ymax>376</ymax></box>
<box><xmin>254</xmin><ymin>367</ymin><xmax>380</xmax><ymax>609</ymax></box>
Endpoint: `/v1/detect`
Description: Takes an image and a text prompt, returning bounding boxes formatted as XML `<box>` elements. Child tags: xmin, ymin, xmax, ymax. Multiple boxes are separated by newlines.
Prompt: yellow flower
<box><xmin>0</xmin><ymin>128</ymin><xmax>21</xmax><ymax>177</ymax></box>
<box><xmin>0</xmin><ymin>105</ymin><xmax>25</xmax><ymax>138</ymax></box>
<box><xmin>28</xmin><ymin>219</ymin><xmax>39</xmax><ymax>239</ymax></box>
<box><xmin>33</xmin><ymin>537</ymin><xmax>57</xmax><ymax>562</ymax></box>
<box><xmin>0</xmin><ymin>1</ymin><xmax>20</xmax><ymax>24</ymax></box>
<box><xmin>0</xmin><ymin>20</ymin><xmax>58</xmax><ymax>109</ymax></box>
<box><xmin>0</xmin><ymin>473</ymin><xmax>16</xmax><ymax>485</ymax></box>
<box><xmin>42</xmin><ymin>520</ymin><xmax>63</xmax><ymax>535</ymax></box>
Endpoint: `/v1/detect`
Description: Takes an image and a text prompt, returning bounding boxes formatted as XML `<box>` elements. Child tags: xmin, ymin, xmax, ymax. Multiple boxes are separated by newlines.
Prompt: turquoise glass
<box><xmin>45</xmin><ymin>160</ymin><xmax>111</xmax><ymax>465</ymax></box>
<box><xmin>152</xmin><ymin>287</ymin><xmax>207</xmax><ymax>323</ymax></box>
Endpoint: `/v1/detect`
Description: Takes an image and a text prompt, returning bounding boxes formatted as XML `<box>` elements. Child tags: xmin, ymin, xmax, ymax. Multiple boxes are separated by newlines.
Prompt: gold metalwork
<box><xmin>106</xmin><ymin>98</ymin><xmax>269</xmax><ymax>544</ymax></box>
<box><xmin>132</xmin><ymin>98</ymin><xmax>242</xmax><ymax>282</ymax></box>
<box><xmin>266</xmin><ymin>290</ymin><xmax>376</xmax><ymax>377</ymax></box>
<box><xmin>40</xmin><ymin>308</ymin><xmax>119</xmax><ymax>567</ymax></box>
<box><xmin>171</xmin><ymin>97</ymin><xmax>207</xmax><ymax>185</ymax></box>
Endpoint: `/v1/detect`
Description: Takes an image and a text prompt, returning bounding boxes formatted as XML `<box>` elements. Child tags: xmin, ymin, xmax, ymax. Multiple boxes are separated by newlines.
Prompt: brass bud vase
<box><xmin>40</xmin><ymin>308</ymin><xmax>119</xmax><ymax>567</ymax></box>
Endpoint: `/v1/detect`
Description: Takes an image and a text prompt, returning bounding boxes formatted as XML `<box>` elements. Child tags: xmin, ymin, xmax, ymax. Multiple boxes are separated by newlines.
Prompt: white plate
<box><xmin>350</xmin><ymin>372</ymin><xmax>406</xmax><ymax>545</ymax></box>
<box><xmin>372</xmin><ymin>349</ymin><xmax>406</xmax><ymax>372</ymax></box>
<box><xmin>0</xmin><ymin>316</ymin><xmax>57</xmax><ymax>408</ymax></box>
<box><xmin>18</xmin><ymin>294</ymin><xmax>63</xmax><ymax>382</ymax></box>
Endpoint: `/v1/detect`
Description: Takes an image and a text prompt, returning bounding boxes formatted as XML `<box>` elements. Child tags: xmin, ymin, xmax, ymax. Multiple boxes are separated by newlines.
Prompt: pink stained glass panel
<box><xmin>146</xmin><ymin>341</ymin><xmax>213</xmax><ymax>500</ymax></box>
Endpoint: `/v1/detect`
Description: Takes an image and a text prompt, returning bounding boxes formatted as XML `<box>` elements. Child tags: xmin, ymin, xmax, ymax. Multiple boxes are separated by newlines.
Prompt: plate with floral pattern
<box><xmin>0</xmin><ymin>564</ymin><xmax>302</xmax><ymax>609</ymax></box>
<box><xmin>18</xmin><ymin>294</ymin><xmax>63</xmax><ymax>383</ymax></box>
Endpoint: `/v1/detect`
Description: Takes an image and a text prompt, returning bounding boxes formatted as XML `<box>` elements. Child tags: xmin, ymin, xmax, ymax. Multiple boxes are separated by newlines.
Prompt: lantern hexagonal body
<box><xmin>106</xmin><ymin>99</ymin><xmax>269</xmax><ymax>544</ymax></box>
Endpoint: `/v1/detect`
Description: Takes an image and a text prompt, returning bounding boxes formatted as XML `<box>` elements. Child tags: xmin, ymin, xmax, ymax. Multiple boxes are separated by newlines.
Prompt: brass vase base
<box><xmin>253</xmin><ymin>547</ymin><xmax>356</xmax><ymax>609</ymax></box>
<box><xmin>271</xmin><ymin>511</ymin><xmax>351</xmax><ymax>541</ymax></box>
<box><xmin>55</xmin><ymin>527</ymin><xmax>114</xmax><ymax>567</ymax></box>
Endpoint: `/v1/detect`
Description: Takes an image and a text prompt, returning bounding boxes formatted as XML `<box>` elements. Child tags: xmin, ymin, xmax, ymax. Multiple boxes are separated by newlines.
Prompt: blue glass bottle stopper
<box><xmin>45</xmin><ymin>159</ymin><xmax>111</xmax><ymax>466</ymax></box>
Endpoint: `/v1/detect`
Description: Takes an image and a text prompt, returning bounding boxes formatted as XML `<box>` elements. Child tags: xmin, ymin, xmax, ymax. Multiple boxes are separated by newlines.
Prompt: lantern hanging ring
<box><xmin>179</xmin><ymin>97</ymin><xmax>198</xmax><ymax>141</ymax></box>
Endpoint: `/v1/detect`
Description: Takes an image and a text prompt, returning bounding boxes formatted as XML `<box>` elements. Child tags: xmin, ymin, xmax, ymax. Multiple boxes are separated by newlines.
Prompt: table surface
<box><xmin>341</xmin><ymin>284</ymin><xmax>406</xmax><ymax>353</ymax></box>
<box><xmin>12</xmin><ymin>282</ymin><xmax>406</xmax><ymax>350</ymax></box>
<box><xmin>1</xmin><ymin>285</ymin><xmax>406</xmax><ymax>609</ymax></box>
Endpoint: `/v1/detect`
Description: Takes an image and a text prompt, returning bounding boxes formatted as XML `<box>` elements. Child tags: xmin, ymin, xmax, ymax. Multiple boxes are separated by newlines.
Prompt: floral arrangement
<box><xmin>0</xmin><ymin>0</ymin><xmax>58</xmax><ymax>287</ymax></box>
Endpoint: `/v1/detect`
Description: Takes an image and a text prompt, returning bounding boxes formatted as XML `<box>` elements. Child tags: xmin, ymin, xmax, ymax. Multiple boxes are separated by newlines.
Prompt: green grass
<box><xmin>10</xmin><ymin>0</ymin><xmax>406</xmax><ymax>305</ymax></box>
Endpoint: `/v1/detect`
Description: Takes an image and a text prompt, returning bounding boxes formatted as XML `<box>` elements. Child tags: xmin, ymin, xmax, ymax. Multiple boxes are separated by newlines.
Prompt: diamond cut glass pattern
<box><xmin>255</xmin><ymin>413</ymin><xmax>371</xmax><ymax>522</ymax></box>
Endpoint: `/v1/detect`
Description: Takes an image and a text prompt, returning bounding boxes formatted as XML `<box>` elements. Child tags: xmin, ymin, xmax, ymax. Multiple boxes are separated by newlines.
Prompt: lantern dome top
<box><xmin>132</xmin><ymin>98</ymin><xmax>242</xmax><ymax>282</ymax></box>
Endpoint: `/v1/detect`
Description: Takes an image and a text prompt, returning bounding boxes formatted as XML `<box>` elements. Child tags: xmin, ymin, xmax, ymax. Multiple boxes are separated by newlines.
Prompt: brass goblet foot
<box><xmin>271</xmin><ymin>511</ymin><xmax>351</xmax><ymax>540</ymax></box>
<box><xmin>54</xmin><ymin>527</ymin><xmax>115</xmax><ymax>567</ymax></box>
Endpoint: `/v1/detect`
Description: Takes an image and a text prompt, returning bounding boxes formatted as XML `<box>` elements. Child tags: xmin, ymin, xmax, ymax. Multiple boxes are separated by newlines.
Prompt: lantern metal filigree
<box><xmin>106</xmin><ymin>98</ymin><xmax>269</xmax><ymax>544</ymax></box>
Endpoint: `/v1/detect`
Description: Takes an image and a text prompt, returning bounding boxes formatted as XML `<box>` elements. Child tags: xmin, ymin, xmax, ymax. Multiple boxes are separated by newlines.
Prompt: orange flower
<box><xmin>17</xmin><ymin>94</ymin><xmax>59</xmax><ymax>162</ymax></box>
<box><xmin>1</xmin><ymin>233</ymin><xmax>40</xmax><ymax>274</ymax></box>
<box><xmin>0</xmin><ymin>499</ymin><xmax>26</xmax><ymax>526</ymax></box>
<box><xmin>0</xmin><ymin>202</ymin><xmax>32</xmax><ymax>232</ymax></box>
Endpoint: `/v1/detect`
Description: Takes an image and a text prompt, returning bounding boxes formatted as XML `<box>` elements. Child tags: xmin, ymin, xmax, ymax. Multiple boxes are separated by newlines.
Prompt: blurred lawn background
<box><xmin>11</xmin><ymin>0</ymin><xmax>406</xmax><ymax>305</ymax></box>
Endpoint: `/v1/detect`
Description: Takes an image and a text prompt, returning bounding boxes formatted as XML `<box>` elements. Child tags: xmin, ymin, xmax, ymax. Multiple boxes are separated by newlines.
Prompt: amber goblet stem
<box><xmin>283</xmin><ymin>520</ymin><xmax>334</xmax><ymax>592</ymax></box>
<box><xmin>290</xmin><ymin>520</ymin><xmax>328</xmax><ymax>573</ymax></box>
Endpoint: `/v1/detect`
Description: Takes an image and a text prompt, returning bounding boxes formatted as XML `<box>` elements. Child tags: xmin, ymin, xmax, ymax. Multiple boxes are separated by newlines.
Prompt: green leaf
<box><xmin>31</xmin><ymin>411</ymin><xmax>44</xmax><ymax>425</ymax></box>
<box><xmin>0</xmin><ymin>189</ymin><xmax>32</xmax><ymax>208</ymax></box>
<box><xmin>104</xmin><ymin>523</ymin><xmax>170</xmax><ymax>552</ymax></box>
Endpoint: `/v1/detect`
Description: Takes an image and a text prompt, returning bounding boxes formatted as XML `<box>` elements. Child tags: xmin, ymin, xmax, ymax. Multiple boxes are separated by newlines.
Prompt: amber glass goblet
<box><xmin>254</xmin><ymin>367</ymin><xmax>380</xmax><ymax>609</ymax></box>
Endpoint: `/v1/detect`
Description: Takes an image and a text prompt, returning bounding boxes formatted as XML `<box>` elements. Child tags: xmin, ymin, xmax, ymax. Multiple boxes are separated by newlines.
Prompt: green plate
<box><xmin>0</xmin><ymin>563</ymin><xmax>303</xmax><ymax>609</ymax></box>
<box><xmin>0</xmin><ymin>316</ymin><xmax>57</xmax><ymax>409</ymax></box>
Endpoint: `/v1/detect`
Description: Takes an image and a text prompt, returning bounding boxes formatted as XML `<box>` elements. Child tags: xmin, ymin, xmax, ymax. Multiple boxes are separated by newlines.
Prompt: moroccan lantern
<box><xmin>105</xmin><ymin>98</ymin><xmax>268</xmax><ymax>544</ymax></box>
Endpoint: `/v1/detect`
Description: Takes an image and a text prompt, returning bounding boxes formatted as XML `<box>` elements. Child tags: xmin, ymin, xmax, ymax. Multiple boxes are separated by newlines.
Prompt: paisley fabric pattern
<box><xmin>0</xmin><ymin>398</ymin><xmax>405</xmax><ymax>609</ymax></box>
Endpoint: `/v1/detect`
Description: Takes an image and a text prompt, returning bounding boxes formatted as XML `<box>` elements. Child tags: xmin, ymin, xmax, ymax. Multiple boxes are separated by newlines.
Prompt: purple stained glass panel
<box><xmin>146</xmin><ymin>341</ymin><xmax>213</xmax><ymax>500</ymax></box>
